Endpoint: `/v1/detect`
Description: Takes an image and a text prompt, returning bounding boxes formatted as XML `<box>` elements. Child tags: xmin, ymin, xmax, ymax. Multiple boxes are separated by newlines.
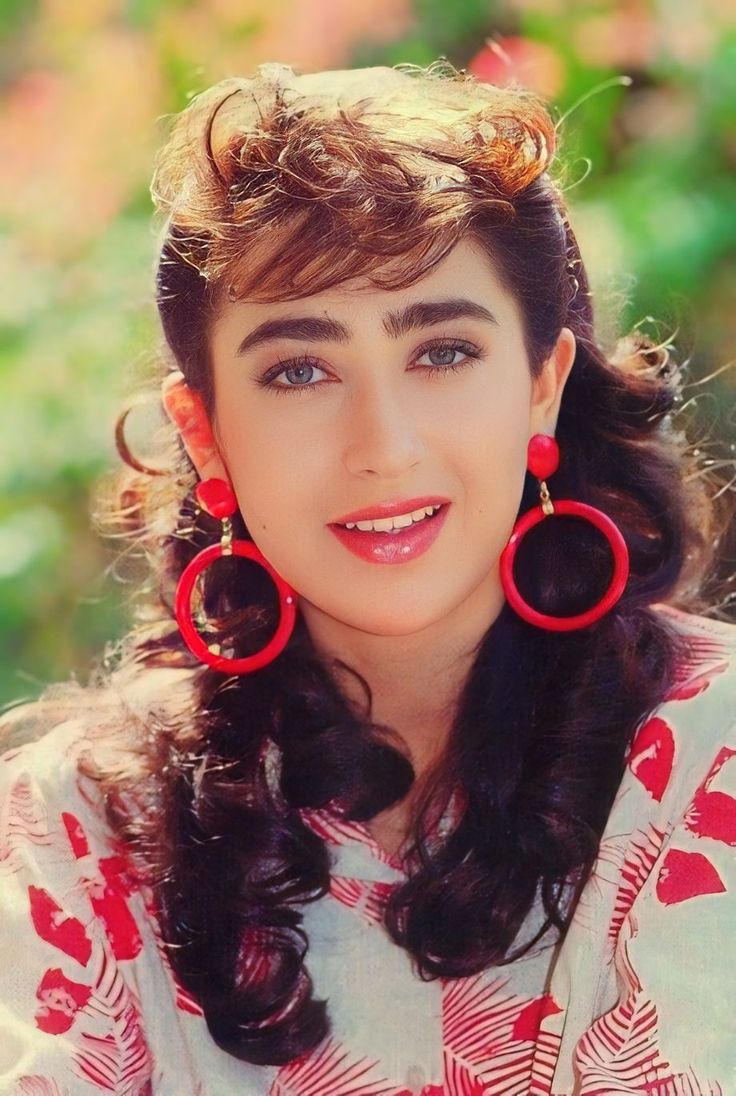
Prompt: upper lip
<box><xmin>330</xmin><ymin>496</ymin><xmax>450</xmax><ymax>525</ymax></box>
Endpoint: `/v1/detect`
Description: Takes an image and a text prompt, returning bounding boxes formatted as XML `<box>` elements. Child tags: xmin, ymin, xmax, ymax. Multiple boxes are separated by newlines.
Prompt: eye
<box><xmin>260</xmin><ymin>355</ymin><xmax>330</xmax><ymax>393</ymax></box>
<box><xmin>258</xmin><ymin>338</ymin><xmax>482</xmax><ymax>396</ymax></box>
<box><xmin>414</xmin><ymin>339</ymin><xmax>481</xmax><ymax>372</ymax></box>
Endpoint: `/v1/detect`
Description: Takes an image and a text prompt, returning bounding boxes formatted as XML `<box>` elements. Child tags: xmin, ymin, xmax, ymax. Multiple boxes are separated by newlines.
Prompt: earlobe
<box><xmin>160</xmin><ymin>371</ymin><xmax>228</xmax><ymax>481</ymax></box>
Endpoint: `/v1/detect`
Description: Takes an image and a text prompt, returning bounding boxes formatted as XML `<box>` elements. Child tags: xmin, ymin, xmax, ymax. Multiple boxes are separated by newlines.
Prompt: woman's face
<box><xmin>203</xmin><ymin>237</ymin><xmax>575</xmax><ymax>640</ymax></box>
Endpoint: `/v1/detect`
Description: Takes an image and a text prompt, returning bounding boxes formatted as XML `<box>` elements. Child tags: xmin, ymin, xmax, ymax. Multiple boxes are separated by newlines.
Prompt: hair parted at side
<box><xmin>23</xmin><ymin>61</ymin><xmax>734</xmax><ymax>1068</ymax></box>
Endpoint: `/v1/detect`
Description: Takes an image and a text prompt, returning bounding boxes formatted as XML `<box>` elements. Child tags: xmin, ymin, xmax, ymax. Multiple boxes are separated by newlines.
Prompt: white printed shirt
<box><xmin>0</xmin><ymin>604</ymin><xmax>735</xmax><ymax>1094</ymax></box>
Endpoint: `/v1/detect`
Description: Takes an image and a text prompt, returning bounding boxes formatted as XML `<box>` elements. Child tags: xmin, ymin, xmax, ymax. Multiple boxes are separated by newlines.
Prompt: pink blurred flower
<box><xmin>158</xmin><ymin>0</ymin><xmax>413</xmax><ymax>77</ymax></box>
<box><xmin>0</xmin><ymin>30</ymin><xmax>162</xmax><ymax>256</ymax></box>
<box><xmin>573</xmin><ymin>9</ymin><xmax>659</xmax><ymax>69</ymax></box>
<box><xmin>468</xmin><ymin>36</ymin><xmax>565</xmax><ymax>97</ymax></box>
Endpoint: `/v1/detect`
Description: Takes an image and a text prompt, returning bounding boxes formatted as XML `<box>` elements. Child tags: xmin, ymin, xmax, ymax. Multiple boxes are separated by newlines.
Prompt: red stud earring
<box><xmin>174</xmin><ymin>478</ymin><xmax>298</xmax><ymax>673</ymax></box>
<box><xmin>499</xmin><ymin>435</ymin><xmax>630</xmax><ymax>631</ymax></box>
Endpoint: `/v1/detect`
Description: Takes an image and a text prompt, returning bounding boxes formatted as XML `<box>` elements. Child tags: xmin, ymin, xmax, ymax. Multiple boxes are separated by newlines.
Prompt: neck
<box><xmin>300</xmin><ymin>574</ymin><xmax>505</xmax><ymax>780</ymax></box>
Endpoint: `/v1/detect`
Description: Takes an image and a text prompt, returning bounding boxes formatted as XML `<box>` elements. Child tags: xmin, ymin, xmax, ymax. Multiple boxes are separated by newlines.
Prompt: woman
<box><xmin>1</xmin><ymin>61</ymin><xmax>735</xmax><ymax>1094</ymax></box>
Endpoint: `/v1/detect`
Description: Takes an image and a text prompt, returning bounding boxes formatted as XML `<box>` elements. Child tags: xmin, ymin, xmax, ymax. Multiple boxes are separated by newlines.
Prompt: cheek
<box><xmin>215</xmin><ymin>394</ymin><xmax>297</xmax><ymax>493</ymax></box>
<box><xmin>452</xmin><ymin>385</ymin><xmax>530</xmax><ymax>487</ymax></box>
<box><xmin>447</xmin><ymin>404</ymin><xmax>531</xmax><ymax>562</ymax></box>
<box><xmin>220</xmin><ymin>425</ymin><xmax>326</xmax><ymax>540</ymax></box>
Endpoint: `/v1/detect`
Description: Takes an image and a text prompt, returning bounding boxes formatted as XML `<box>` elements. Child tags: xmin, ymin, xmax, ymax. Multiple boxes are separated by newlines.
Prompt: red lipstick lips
<box><xmin>331</xmin><ymin>496</ymin><xmax>450</xmax><ymax>525</ymax></box>
<box><xmin>328</xmin><ymin>498</ymin><xmax>450</xmax><ymax>565</ymax></box>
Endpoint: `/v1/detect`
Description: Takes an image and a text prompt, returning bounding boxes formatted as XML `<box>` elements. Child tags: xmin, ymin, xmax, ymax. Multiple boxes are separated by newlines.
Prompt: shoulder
<box><xmin>653</xmin><ymin>603</ymin><xmax>736</xmax><ymax>721</ymax></box>
<box><xmin>0</xmin><ymin>678</ymin><xmax>194</xmax><ymax>1091</ymax></box>
<box><xmin>653</xmin><ymin>601</ymin><xmax>736</xmax><ymax>660</ymax></box>
<box><xmin>0</xmin><ymin>702</ymin><xmax>116</xmax><ymax>897</ymax></box>
<box><xmin>0</xmin><ymin>667</ymin><xmax>198</xmax><ymax>978</ymax></box>
<box><xmin>596</xmin><ymin>610</ymin><xmax>736</xmax><ymax>1078</ymax></box>
<box><xmin>626</xmin><ymin>604</ymin><xmax>736</xmax><ymax>823</ymax></box>
<box><xmin>0</xmin><ymin>666</ymin><xmax>197</xmax><ymax>828</ymax></box>
<box><xmin>0</xmin><ymin>701</ymin><xmax>92</xmax><ymax>820</ymax></box>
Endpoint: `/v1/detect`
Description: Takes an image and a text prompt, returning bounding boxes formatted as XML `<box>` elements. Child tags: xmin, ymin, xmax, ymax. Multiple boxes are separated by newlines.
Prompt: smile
<box><xmin>342</xmin><ymin>504</ymin><xmax>442</xmax><ymax>533</ymax></box>
<box><xmin>328</xmin><ymin>504</ymin><xmax>449</xmax><ymax>564</ymax></box>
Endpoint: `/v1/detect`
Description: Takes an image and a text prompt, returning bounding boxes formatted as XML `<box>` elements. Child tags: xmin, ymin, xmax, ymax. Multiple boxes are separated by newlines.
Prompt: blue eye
<box><xmin>278</xmin><ymin>362</ymin><xmax>327</xmax><ymax>387</ymax></box>
<box><xmin>428</xmin><ymin>346</ymin><xmax>459</xmax><ymax>366</ymax></box>
<box><xmin>262</xmin><ymin>356</ymin><xmax>329</xmax><ymax>393</ymax></box>
<box><xmin>258</xmin><ymin>339</ymin><xmax>481</xmax><ymax>396</ymax></box>
<box><xmin>414</xmin><ymin>339</ymin><xmax>482</xmax><ymax>374</ymax></box>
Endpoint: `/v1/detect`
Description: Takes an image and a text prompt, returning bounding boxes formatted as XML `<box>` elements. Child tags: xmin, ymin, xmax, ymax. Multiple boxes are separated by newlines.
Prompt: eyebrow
<box><xmin>235</xmin><ymin>298</ymin><xmax>499</xmax><ymax>356</ymax></box>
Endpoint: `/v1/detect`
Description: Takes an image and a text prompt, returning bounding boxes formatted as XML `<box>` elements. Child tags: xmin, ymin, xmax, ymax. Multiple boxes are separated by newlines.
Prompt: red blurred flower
<box><xmin>468</xmin><ymin>36</ymin><xmax>565</xmax><ymax>97</ymax></box>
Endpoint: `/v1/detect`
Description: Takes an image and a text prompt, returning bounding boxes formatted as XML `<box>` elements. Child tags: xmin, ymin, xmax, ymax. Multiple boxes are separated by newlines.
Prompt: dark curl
<box><xmin>71</xmin><ymin>61</ymin><xmax>733</xmax><ymax>1067</ymax></box>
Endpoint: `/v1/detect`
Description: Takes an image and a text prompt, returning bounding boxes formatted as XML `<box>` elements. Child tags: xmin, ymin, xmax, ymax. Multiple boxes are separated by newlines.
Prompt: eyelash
<box><xmin>258</xmin><ymin>339</ymin><xmax>483</xmax><ymax>396</ymax></box>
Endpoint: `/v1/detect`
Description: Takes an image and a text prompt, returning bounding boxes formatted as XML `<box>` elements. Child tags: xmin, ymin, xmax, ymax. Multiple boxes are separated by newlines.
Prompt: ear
<box><xmin>529</xmin><ymin>326</ymin><xmax>576</xmax><ymax>436</ymax></box>
<box><xmin>161</xmin><ymin>371</ymin><xmax>229</xmax><ymax>482</ymax></box>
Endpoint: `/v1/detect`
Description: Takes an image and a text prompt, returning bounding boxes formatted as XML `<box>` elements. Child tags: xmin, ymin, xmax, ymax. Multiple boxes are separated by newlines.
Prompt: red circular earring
<box><xmin>499</xmin><ymin>435</ymin><xmax>630</xmax><ymax>631</ymax></box>
<box><xmin>174</xmin><ymin>478</ymin><xmax>298</xmax><ymax>673</ymax></box>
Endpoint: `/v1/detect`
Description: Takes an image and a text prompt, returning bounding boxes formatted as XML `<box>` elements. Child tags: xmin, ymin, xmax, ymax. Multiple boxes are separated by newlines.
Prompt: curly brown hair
<box><xmin>37</xmin><ymin>61</ymin><xmax>735</xmax><ymax>1066</ymax></box>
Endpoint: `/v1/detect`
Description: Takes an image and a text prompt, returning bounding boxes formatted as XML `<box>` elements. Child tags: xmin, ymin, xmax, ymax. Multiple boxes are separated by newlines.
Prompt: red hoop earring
<box><xmin>500</xmin><ymin>435</ymin><xmax>630</xmax><ymax>632</ymax></box>
<box><xmin>174</xmin><ymin>478</ymin><xmax>298</xmax><ymax>673</ymax></box>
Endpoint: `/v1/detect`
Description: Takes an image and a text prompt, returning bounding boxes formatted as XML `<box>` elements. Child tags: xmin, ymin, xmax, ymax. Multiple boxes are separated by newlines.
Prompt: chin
<box><xmin>339</xmin><ymin>604</ymin><xmax>453</xmax><ymax>638</ymax></box>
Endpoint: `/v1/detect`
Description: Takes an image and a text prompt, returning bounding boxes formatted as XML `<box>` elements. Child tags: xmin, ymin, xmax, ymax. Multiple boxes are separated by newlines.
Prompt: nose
<box><xmin>342</xmin><ymin>380</ymin><xmax>425</xmax><ymax>479</ymax></box>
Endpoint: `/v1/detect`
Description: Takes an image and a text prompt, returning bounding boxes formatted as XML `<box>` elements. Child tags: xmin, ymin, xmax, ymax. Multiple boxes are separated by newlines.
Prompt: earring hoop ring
<box><xmin>175</xmin><ymin>541</ymin><xmax>297</xmax><ymax>673</ymax></box>
<box><xmin>115</xmin><ymin>396</ymin><xmax>170</xmax><ymax>477</ymax></box>
<box><xmin>500</xmin><ymin>499</ymin><xmax>630</xmax><ymax>631</ymax></box>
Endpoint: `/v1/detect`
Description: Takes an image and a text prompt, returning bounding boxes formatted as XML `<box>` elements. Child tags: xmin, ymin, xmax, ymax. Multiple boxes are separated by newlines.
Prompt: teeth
<box><xmin>344</xmin><ymin>505</ymin><xmax>441</xmax><ymax>532</ymax></box>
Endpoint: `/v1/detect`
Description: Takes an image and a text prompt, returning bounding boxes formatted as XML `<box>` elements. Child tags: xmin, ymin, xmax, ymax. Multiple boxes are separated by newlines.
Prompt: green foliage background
<box><xmin>1</xmin><ymin>0</ymin><xmax>735</xmax><ymax>707</ymax></box>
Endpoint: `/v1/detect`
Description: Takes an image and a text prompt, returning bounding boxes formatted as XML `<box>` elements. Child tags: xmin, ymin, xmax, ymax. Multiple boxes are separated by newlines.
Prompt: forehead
<box><xmin>212</xmin><ymin>236</ymin><xmax>519</xmax><ymax>331</ymax></box>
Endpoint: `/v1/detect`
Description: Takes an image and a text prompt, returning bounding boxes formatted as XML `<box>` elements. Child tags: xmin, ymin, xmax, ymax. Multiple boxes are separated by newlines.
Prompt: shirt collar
<box><xmin>261</xmin><ymin>735</ymin><xmax>466</xmax><ymax>874</ymax></box>
<box><xmin>298</xmin><ymin>785</ymin><xmax>467</xmax><ymax>876</ymax></box>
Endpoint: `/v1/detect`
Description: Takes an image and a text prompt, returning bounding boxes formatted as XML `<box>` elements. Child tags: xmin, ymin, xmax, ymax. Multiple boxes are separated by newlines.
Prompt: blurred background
<box><xmin>1</xmin><ymin>0</ymin><xmax>735</xmax><ymax>708</ymax></box>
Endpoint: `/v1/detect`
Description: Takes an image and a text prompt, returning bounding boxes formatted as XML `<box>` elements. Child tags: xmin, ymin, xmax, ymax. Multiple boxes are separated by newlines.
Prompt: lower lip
<box><xmin>328</xmin><ymin>506</ymin><xmax>450</xmax><ymax>564</ymax></box>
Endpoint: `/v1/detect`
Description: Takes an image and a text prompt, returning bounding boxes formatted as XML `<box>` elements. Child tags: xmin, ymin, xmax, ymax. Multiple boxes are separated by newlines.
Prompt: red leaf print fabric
<box><xmin>28</xmin><ymin>885</ymin><xmax>92</xmax><ymax>965</ymax></box>
<box><xmin>87</xmin><ymin>868</ymin><xmax>143</xmax><ymax>961</ymax></box>
<box><xmin>511</xmin><ymin>994</ymin><xmax>563</xmax><ymax>1041</ymax></box>
<box><xmin>73</xmin><ymin>1012</ymin><xmax>150</xmax><ymax>1093</ymax></box>
<box><xmin>0</xmin><ymin>773</ymin><xmax>53</xmax><ymax>874</ymax></box>
<box><xmin>270</xmin><ymin>1038</ymin><xmax>398</xmax><ymax>1096</ymax></box>
<box><xmin>68</xmin><ymin>940</ymin><xmax>152</xmax><ymax>1093</ymax></box>
<box><xmin>11</xmin><ymin>1080</ymin><xmax>64</xmax><ymax>1096</ymax></box>
<box><xmin>684</xmin><ymin>745</ymin><xmax>736</xmax><ymax>846</ymax></box>
<box><xmin>573</xmin><ymin>926</ymin><xmax>721</xmax><ymax>1094</ymax></box>
<box><xmin>608</xmin><ymin>824</ymin><xmax>669</xmax><ymax>949</ymax></box>
<box><xmin>329</xmin><ymin>875</ymin><xmax>396</xmax><ymax>925</ymax></box>
<box><xmin>62</xmin><ymin>810</ymin><xmax>90</xmax><ymax>858</ymax></box>
<box><xmin>628</xmin><ymin>717</ymin><xmax>675</xmax><ymax>801</ymax></box>
<box><xmin>0</xmin><ymin>723</ymin><xmax>156</xmax><ymax>1093</ymax></box>
<box><xmin>667</xmin><ymin>657</ymin><xmax>730</xmax><ymax>701</ymax></box>
<box><xmin>61</xmin><ymin>812</ymin><xmax>143</xmax><ymax>961</ymax></box>
<box><xmin>34</xmin><ymin>967</ymin><xmax>91</xmax><ymax>1034</ymax></box>
<box><xmin>574</xmin><ymin>991</ymin><xmax>676</xmax><ymax>1093</ymax></box>
<box><xmin>441</xmin><ymin>973</ymin><xmax>562</xmax><ymax>1094</ymax></box>
<box><xmin>656</xmin><ymin>848</ymin><xmax>726</xmax><ymax>905</ymax></box>
<box><xmin>1</xmin><ymin>613</ymin><xmax>735</xmax><ymax>1093</ymax></box>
